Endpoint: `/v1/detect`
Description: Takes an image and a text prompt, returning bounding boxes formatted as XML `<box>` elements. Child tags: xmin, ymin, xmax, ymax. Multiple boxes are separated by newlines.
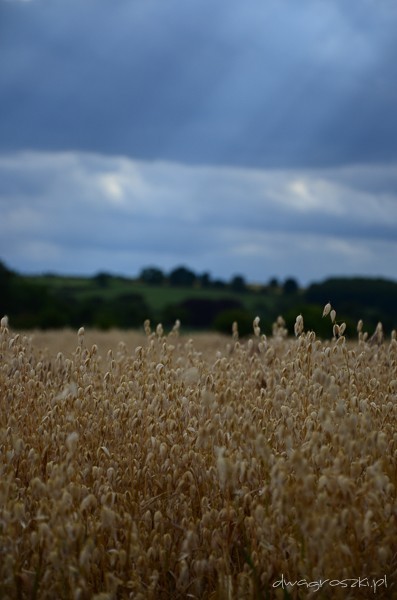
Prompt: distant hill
<box><xmin>0</xmin><ymin>260</ymin><xmax>395</xmax><ymax>335</ymax></box>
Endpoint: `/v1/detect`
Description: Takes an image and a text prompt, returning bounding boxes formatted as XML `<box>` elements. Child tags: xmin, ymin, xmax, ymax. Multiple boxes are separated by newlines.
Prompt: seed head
<box><xmin>253</xmin><ymin>316</ymin><xmax>261</xmax><ymax>337</ymax></box>
<box><xmin>294</xmin><ymin>314</ymin><xmax>304</xmax><ymax>336</ymax></box>
<box><xmin>322</xmin><ymin>303</ymin><xmax>332</xmax><ymax>318</ymax></box>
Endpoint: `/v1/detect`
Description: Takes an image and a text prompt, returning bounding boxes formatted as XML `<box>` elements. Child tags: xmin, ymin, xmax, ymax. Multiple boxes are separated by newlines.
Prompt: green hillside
<box><xmin>0</xmin><ymin>260</ymin><xmax>396</xmax><ymax>337</ymax></box>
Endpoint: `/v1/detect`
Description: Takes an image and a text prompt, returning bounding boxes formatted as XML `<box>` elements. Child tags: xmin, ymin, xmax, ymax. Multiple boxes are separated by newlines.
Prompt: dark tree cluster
<box><xmin>139</xmin><ymin>264</ymin><xmax>298</xmax><ymax>293</ymax></box>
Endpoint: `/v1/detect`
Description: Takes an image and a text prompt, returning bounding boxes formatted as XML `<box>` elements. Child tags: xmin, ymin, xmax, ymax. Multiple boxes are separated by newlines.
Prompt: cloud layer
<box><xmin>1</xmin><ymin>0</ymin><xmax>397</xmax><ymax>168</ymax></box>
<box><xmin>1</xmin><ymin>0</ymin><xmax>396</xmax><ymax>284</ymax></box>
<box><xmin>1</xmin><ymin>151</ymin><xmax>396</xmax><ymax>285</ymax></box>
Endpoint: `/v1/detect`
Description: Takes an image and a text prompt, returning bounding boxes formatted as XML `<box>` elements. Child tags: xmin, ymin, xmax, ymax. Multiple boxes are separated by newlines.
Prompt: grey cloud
<box><xmin>1</xmin><ymin>151</ymin><xmax>397</xmax><ymax>284</ymax></box>
<box><xmin>1</xmin><ymin>0</ymin><xmax>397</xmax><ymax>168</ymax></box>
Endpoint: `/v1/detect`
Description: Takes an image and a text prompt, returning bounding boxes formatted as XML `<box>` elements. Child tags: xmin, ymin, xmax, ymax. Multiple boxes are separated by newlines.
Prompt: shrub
<box><xmin>213</xmin><ymin>307</ymin><xmax>253</xmax><ymax>336</ymax></box>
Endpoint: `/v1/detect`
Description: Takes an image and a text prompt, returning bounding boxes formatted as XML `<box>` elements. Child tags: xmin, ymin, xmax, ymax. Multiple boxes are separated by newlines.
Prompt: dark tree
<box><xmin>0</xmin><ymin>260</ymin><xmax>16</xmax><ymax>311</ymax></box>
<box><xmin>93</xmin><ymin>272</ymin><xmax>112</xmax><ymax>288</ymax></box>
<box><xmin>139</xmin><ymin>266</ymin><xmax>165</xmax><ymax>285</ymax></box>
<box><xmin>169</xmin><ymin>266</ymin><xmax>196</xmax><ymax>287</ymax></box>
<box><xmin>198</xmin><ymin>272</ymin><xmax>211</xmax><ymax>288</ymax></box>
<box><xmin>268</xmin><ymin>277</ymin><xmax>280</xmax><ymax>289</ymax></box>
<box><xmin>212</xmin><ymin>279</ymin><xmax>226</xmax><ymax>289</ymax></box>
<box><xmin>283</xmin><ymin>277</ymin><xmax>299</xmax><ymax>294</ymax></box>
<box><xmin>0</xmin><ymin>260</ymin><xmax>15</xmax><ymax>282</ymax></box>
<box><xmin>230</xmin><ymin>274</ymin><xmax>247</xmax><ymax>292</ymax></box>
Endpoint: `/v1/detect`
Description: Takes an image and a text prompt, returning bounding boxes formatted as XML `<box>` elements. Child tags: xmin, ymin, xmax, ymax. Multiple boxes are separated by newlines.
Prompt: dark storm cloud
<box><xmin>1</xmin><ymin>0</ymin><xmax>397</xmax><ymax>168</ymax></box>
<box><xmin>1</xmin><ymin>1</ymin><xmax>397</xmax><ymax>285</ymax></box>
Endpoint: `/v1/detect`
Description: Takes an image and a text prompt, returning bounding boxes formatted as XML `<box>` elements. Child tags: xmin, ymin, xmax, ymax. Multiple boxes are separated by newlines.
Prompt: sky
<box><xmin>1</xmin><ymin>0</ymin><xmax>397</xmax><ymax>287</ymax></box>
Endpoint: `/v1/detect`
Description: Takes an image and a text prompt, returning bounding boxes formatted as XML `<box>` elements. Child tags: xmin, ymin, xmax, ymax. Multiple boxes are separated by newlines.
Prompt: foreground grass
<box><xmin>0</xmin><ymin>315</ymin><xmax>396</xmax><ymax>599</ymax></box>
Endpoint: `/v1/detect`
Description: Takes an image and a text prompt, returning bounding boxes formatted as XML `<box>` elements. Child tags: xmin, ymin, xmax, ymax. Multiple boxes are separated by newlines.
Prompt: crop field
<box><xmin>0</xmin><ymin>310</ymin><xmax>396</xmax><ymax>599</ymax></box>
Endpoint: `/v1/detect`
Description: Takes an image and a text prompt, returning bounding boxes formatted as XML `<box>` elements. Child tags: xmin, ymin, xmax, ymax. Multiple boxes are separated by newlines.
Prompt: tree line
<box><xmin>137</xmin><ymin>265</ymin><xmax>299</xmax><ymax>294</ymax></box>
<box><xmin>0</xmin><ymin>260</ymin><xmax>396</xmax><ymax>336</ymax></box>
